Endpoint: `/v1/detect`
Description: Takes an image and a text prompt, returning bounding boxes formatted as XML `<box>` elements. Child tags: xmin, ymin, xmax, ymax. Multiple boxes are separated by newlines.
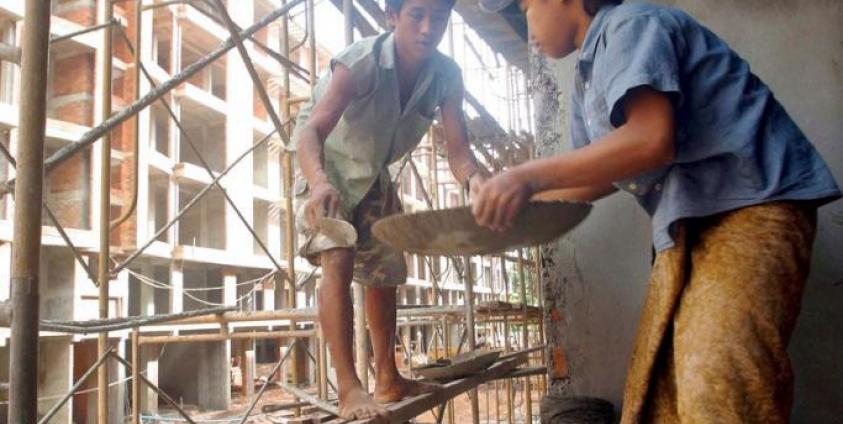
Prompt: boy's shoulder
<box><xmin>602</xmin><ymin>2</ymin><xmax>688</xmax><ymax>31</ymax></box>
<box><xmin>334</xmin><ymin>33</ymin><xmax>391</xmax><ymax>64</ymax></box>
<box><xmin>431</xmin><ymin>50</ymin><xmax>462</xmax><ymax>78</ymax></box>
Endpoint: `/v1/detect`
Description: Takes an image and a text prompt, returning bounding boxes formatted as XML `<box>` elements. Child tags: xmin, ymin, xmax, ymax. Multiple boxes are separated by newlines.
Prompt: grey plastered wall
<box><xmin>533</xmin><ymin>1</ymin><xmax>843</xmax><ymax>421</ymax></box>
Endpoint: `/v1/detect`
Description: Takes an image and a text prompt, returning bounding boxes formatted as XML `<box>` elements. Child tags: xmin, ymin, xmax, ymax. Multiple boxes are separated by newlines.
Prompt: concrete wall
<box><xmin>534</xmin><ymin>1</ymin><xmax>843</xmax><ymax>421</ymax></box>
<box><xmin>159</xmin><ymin>341</ymin><xmax>231</xmax><ymax>411</ymax></box>
<box><xmin>38</xmin><ymin>338</ymin><xmax>73</xmax><ymax>424</ymax></box>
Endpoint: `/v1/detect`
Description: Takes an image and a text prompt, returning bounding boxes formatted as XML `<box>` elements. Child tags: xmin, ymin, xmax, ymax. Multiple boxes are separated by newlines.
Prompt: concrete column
<box><xmin>140</xmin><ymin>356</ymin><xmax>158</xmax><ymax>415</ymax></box>
<box><xmin>139</xmin><ymin>263</ymin><xmax>155</xmax><ymax>316</ymax></box>
<box><xmin>110</xmin><ymin>338</ymin><xmax>127</xmax><ymax>424</ymax></box>
<box><xmin>37</xmin><ymin>339</ymin><xmax>73</xmax><ymax>424</ymax></box>
<box><xmin>0</xmin><ymin>242</ymin><xmax>10</xmax><ymax>301</ymax></box>
<box><xmin>262</xmin><ymin>285</ymin><xmax>275</xmax><ymax>311</ymax></box>
<box><xmin>242</xmin><ymin>350</ymin><xmax>255</xmax><ymax>401</ymax></box>
<box><xmin>197</xmin><ymin>341</ymin><xmax>231</xmax><ymax>410</ymax></box>
<box><xmin>170</xmin><ymin>260</ymin><xmax>184</xmax><ymax>313</ymax></box>
<box><xmin>135</xmin><ymin>0</ymin><xmax>153</xmax><ymax>247</ymax></box>
<box><xmin>223</xmin><ymin>0</ymin><xmax>255</xmax><ymax>253</ymax></box>
<box><xmin>223</xmin><ymin>268</ymin><xmax>237</xmax><ymax>306</ymax></box>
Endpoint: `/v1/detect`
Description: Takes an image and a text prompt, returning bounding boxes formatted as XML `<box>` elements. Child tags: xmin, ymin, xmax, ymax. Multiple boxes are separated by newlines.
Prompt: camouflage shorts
<box><xmin>294</xmin><ymin>174</ymin><xmax>408</xmax><ymax>288</ymax></box>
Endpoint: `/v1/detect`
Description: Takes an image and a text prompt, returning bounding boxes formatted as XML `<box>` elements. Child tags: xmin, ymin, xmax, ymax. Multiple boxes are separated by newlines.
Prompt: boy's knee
<box><xmin>321</xmin><ymin>247</ymin><xmax>353</xmax><ymax>263</ymax></box>
<box><xmin>320</xmin><ymin>247</ymin><xmax>354</xmax><ymax>272</ymax></box>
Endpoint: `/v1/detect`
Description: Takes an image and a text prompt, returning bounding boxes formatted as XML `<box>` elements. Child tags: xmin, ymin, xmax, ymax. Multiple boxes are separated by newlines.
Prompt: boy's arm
<box><xmin>297</xmin><ymin>63</ymin><xmax>356</xmax><ymax>225</ymax></box>
<box><xmin>473</xmin><ymin>87</ymin><xmax>675</xmax><ymax>230</ymax></box>
<box><xmin>439</xmin><ymin>89</ymin><xmax>490</xmax><ymax>195</ymax></box>
<box><xmin>531</xmin><ymin>184</ymin><xmax>618</xmax><ymax>203</ymax></box>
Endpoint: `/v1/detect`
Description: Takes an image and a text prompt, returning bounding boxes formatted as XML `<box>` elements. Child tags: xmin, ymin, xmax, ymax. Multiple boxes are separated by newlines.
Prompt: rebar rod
<box><xmin>110</xmin><ymin>352</ymin><xmax>198</xmax><ymax>424</ymax></box>
<box><xmin>0</xmin><ymin>138</ymin><xmax>98</xmax><ymax>285</ymax></box>
<box><xmin>237</xmin><ymin>340</ymin><xmax>299</xmax><ymax>424</ymax></box>
<box><xmin>0</xmin><ymin>0</ymin><xmax>305</xmax><ymax>196</ymax></box>
<box><xmin>208</xmin><ymin>0</ymin><xmax>289</xmax><ymax>155</ymax></box>
<box><xmin>8</xmin><ymin>0</ymin><xmax>51</xmax><ymax>421</ymax></box>
<box><xmin>172</xmin><ymin>0</ymin><xmax>311</xmax><ymax>81</ymax></box>
<box><xmin>113</xmin><ymin>25</ymin><xmax>287</xmax><ymax>273</ymax></box>
<box><xmin>111</xmin><ymin>129</ymin><xmax>278</xmax><ymax>274</ymax></box>
<box><xmin>109</xmin><ymin>0</ymin><xmax>142</xmax><ymax>231</ymax></box>
<box><xmin>49</xmin><ymin>19</ymin><xmax>118</xmax><ymax>44</ymax></box>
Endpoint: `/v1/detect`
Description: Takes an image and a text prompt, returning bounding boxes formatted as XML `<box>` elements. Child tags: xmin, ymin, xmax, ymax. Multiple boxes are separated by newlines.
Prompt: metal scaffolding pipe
<box><xmin>0</xmin><ymin>0</ymin><xmax>306</xmax><ymax>196</ymax></box>
<box><xmin>8</xmin><ymin>0</ymin><xmax>52</xmax><ymax>422</ymax></box>
<box><xmin>96</xmin><ymin>0</ymin><xmax>115</xmax><ymax>420</ymax></box>
<box><xmin>110</xmin><ymin>1</ymin><xmax>142</xmax><ymax>231</ymax></box>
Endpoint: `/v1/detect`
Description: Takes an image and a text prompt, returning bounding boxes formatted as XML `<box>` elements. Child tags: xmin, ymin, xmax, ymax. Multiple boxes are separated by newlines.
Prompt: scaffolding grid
<box><xmin>0</xmin><ymin>0</ymin><xmax>545</xmax><ymax>423</ymax></box>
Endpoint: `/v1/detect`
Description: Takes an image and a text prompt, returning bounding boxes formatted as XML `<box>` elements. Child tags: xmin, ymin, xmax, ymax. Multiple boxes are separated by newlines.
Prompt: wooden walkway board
<box><xmin>334</xmin><ymin>355</ymin><xmax>527</xmax><ymax>424</ymax></box>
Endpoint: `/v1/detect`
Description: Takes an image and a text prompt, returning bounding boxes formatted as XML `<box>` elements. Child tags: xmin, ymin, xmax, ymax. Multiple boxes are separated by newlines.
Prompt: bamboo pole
<box><xmin>517</xmin><ymin>248</ymin><xmax>533</xmax><ymax>423</ymax></box>
<box><xmin>138</xmin><ymin>329</ymin><xmax>316</xmax><ymax>345</ymax></box>
<box><xmin>131</xmin><ymin>329</ymin><xmax>140</xmax><ymax>424</ymax></box>
<box><xmin>459</xmin><ymin>189</ymin><xmax>480</xmax><ymax>424</ymax></box>
<box><xmin>341</xmin><ymin>0</ymin><xmax>369</xmax><ymax>391</ymax></box>
<box><xmin>501</xmin><ymin>257</ymin><xmax>514</xmax><ymax>423</ymax></box>
<box><xmin>96</xmin><ymin>0</ymin><xmax>114</xmax><ymax>421</ymax></box>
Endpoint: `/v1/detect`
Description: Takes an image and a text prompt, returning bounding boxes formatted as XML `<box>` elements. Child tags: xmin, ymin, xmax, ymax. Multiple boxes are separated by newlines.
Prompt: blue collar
<box><xmin>578</xmin><ymin>5</ymin><xmax>616</xmax><ymax>65</ymax></box>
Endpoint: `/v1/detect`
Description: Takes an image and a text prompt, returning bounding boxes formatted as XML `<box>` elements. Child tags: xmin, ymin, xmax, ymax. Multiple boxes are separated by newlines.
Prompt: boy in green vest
<box><xmin>293</xmin><ymin>0</ymin><xmax>488</xmax><ymax>418</ymax></box>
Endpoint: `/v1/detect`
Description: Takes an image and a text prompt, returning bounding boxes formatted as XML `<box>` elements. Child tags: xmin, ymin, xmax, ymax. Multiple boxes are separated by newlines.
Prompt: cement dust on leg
<box><xmin>339</xmin><ymin>386</ymin><xmax>389</xmax><ymax>420</ymax></box>
<box><xmin>374</xmin><ymin>375</ymin><xmax>441</xmax><ymax>403</ymax></box>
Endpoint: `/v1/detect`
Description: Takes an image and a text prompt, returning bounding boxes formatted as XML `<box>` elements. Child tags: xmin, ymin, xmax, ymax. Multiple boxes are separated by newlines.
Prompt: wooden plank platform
<box><xmin>268</xmin><ymin>348</ymin><xmax>541</xmax><ymax>424</ymax></box>
<box><xmin>340</xmin><ymin>356</ymin><xmax>525</xmax><ymax>424</ymax></box>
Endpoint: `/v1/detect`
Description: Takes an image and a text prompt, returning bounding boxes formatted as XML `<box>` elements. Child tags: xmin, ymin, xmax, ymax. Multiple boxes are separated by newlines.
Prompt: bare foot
<box><xmin>374</xmin><ymin>375</ymin><xmax>441</xmax><ymax>403</ymax></box>
<box><xmin>338</xmin><ymin>386</ymin><xmax>389</xmax><ymax>420</ymax></box>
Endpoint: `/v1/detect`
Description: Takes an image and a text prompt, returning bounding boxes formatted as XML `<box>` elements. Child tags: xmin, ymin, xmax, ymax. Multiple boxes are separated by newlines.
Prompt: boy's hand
<box><xmin>471</xmin><ymin>169</ymin><xmax>535</xmax><ymax>232</ymax></box>
<box><xmin>306</xmin><ymin>181</ymin><xmax>342</xmax><ymax>228</ymax></box>
<box><xmin>468</xmin><ymin>172</ymin><xmax>488</xmax><ymax>198</ymax></box>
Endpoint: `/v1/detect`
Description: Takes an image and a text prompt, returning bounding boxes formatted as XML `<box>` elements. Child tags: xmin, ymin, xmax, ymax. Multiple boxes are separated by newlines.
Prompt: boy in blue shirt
<box><xmin>476</xmin><ymin>0</ymin><xmax>840</xmax><ymax>422</ymax></box>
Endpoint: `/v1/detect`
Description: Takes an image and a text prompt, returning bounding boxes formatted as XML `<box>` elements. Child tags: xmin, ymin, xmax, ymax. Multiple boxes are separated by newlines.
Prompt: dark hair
<box><xmin>385</xmin><ymin>0</ymin><xmax>457</xmax><ymax>13</ymax></box>
<box><xmin>583</xmin><ymin>0</ymin><xmax>623</xmax><ymax>16</ymax></box>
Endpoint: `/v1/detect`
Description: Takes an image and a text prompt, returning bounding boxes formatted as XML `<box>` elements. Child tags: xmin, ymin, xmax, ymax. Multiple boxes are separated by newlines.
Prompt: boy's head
<box><xmin>480</xmin><ymin>0</ymin><xmax>622</xmax><ymax>59</ymax></box>
<box><xmin>386</xmin><ymin>0</ymin><xmax>456</xmax><ymax>63</ymax></box>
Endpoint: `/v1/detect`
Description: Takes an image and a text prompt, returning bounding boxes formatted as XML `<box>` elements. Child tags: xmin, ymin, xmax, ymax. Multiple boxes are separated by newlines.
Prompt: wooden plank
<box><xmin>496</xmin><ymin>366</ymin><xmax>546</xmax><ymax>380</ymax></box>
<box><xmin>339</xmin><ymin>356</ymin><xmax>526</xmax><ymax>424</ymax></box>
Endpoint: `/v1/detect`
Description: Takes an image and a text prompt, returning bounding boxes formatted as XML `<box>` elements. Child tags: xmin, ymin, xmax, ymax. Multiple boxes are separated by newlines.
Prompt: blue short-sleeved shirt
<box><xmin>572</xmin><ymin>3</ymin><xmax>841</xmax><ymax>251</ymax></box>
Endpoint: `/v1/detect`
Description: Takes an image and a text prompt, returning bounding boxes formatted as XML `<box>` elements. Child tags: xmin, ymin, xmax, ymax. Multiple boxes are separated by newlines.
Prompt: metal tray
<box><xmin>372</xmin><ymin>201</ymin><xmax>591</xmax><ymax>256</ymax></box>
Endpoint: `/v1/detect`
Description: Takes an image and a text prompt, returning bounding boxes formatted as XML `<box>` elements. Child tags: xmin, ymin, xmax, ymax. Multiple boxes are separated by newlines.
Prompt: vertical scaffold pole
<box><xmin>97</xmin><ymin>0</ymin><xmax>115</xmax><ymax>421</ymax></box>
<box><xmin>8</xmin><ymin>0</ymin><xmax>52</xmax><ymax>422</ymax></box>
